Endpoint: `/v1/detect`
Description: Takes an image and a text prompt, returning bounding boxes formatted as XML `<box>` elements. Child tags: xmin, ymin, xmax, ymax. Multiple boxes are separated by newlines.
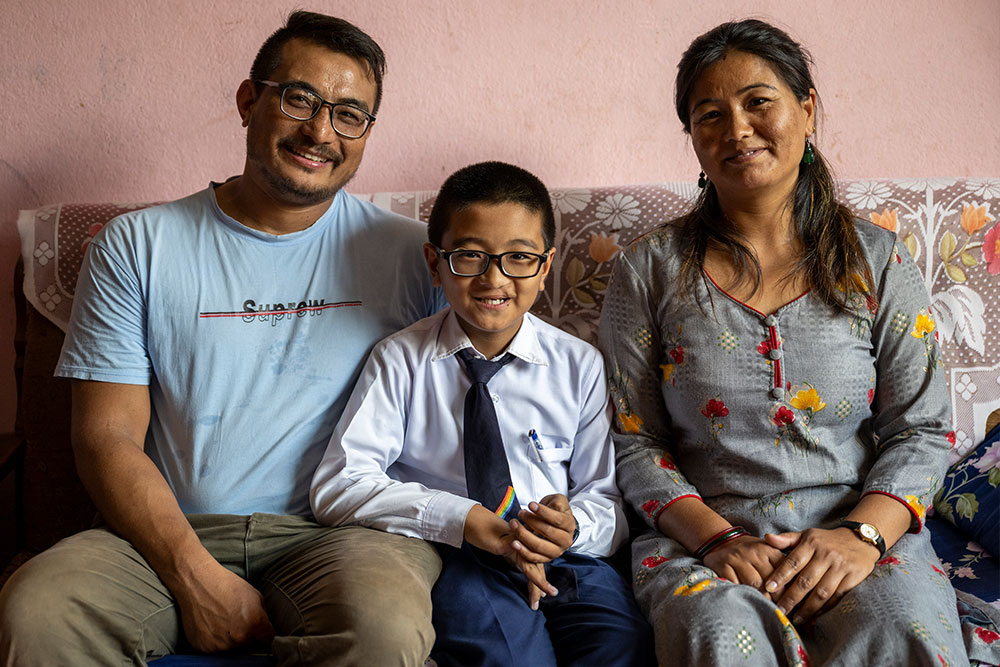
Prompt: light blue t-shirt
<box><xmin>56</xmin><ymin>185</ymin><xmax>443</xmax><ymax>516</ymax></box>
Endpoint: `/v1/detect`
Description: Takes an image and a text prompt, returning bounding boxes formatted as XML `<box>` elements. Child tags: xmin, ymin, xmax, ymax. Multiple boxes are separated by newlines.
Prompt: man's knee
<box><xmin>0</xmin><ymin>530</ymin><xmax>177</xmax><ymax>665</ymax></box>
<box><xmin>263</xmin><ymin>527</ymin><xmax>441</xmax><ymax>664</ymax></box>
<box><xmin>0</xmin><ymin>545</ymin><xmax>116</xmax><ymax>663</ymax></box>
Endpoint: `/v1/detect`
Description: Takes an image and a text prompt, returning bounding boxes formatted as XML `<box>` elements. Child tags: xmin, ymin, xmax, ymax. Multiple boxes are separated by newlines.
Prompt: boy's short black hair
<box><xmin>427</xmin><ymin>161</ymin><xmax>555</xmax><ymax>249</ymax></box>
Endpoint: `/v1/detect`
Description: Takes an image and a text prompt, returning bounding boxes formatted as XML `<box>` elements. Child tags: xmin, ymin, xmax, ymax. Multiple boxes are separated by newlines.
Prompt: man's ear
<box><xmin>236</xmin><ymin>79</ymin><xmax>257</xmax><ymax>128</ymax></box>
<box><xmin>423</xmin><ymin>242</ymin><xmax>443</xmax><ymax>287</ymax></box>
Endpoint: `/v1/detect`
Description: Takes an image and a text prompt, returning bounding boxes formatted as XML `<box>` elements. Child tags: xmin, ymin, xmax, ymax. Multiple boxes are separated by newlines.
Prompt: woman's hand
<box><xmin>763</xmin><ymin>527</ymin><xmax>881</xmax><ymax>622</ymax></box>
<box><xmin>703</xmin><ymin>535</ymin><xmax>786</xmax><ymax>591</ymax></box>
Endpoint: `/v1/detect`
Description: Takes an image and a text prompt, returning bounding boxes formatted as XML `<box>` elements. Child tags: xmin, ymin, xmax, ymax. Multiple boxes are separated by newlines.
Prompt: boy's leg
<box><xmin>542</xmin><ymin>552</ymin><xmax>657</xmax><ymax>667</ymax></box>
<box><xmin>430</xmin><ymin>544</ymin><xmax>558</xmax><ymax>667</ymax></box>
<box><xmin>256</xmin><ymin>522</ymin><xmax>441</xmax><ymax>667</ymax></box>
<box><xmin>0</xmin><ymin>527</ymin><xmax>185</xmax><ymax>666</ymax></box>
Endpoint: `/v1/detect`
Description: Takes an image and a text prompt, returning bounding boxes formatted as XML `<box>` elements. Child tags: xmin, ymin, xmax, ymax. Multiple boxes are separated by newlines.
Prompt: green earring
<box><xmin>803</xmin><ymin>141</ymin><xmax>815</xmax><ymax>165</ymax></box>
<box><xmin>698</xmin><ymin>171</ymin><xmax>707</xmax><ymax>188</ymax></box>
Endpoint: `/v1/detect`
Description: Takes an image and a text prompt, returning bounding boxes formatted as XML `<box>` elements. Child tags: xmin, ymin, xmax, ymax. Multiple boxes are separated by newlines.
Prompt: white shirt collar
<box><xmin>432</xmin><ymin>307</ymin><xmax>548</xmax><ymax>366</ymax></box>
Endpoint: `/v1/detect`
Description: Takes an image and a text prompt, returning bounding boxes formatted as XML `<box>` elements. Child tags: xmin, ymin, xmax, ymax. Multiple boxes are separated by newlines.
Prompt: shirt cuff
<box><xmin>423</xmin><ymin>492</ymin><xmax>480</xmax><ymax>547</ymax></box>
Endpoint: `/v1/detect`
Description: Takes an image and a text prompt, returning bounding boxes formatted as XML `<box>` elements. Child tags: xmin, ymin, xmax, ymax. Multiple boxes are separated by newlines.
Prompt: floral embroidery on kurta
<box><xmin>911</xmin><ymin>308</ymin><xmax>943</xmax><ymax>372</ymax></box>
<box><xmin>770</xmin><ymin>404</ymin><xmax>797</xmax><ymax>447</ymax></box>
<box><xmin>700</xmin><ymin>396</ymin><xmax>728</xmax><ymax>446</ymax></box>
<box><xmin>753</xmin><ymin>489</ymin><xmax>797</xmax><ymax>517</ymax></box>
<box><xmin>660</xmin><ymin>324</ymin><xmax>685</xmax><ymax>387</ymax></box>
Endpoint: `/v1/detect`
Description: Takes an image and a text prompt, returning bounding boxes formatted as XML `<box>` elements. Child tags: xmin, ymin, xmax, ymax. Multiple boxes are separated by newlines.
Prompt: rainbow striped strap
<box><xmin>494</xmin><ymin>486</ymin><xmax>517</xmax><ymax>519</ymax></box>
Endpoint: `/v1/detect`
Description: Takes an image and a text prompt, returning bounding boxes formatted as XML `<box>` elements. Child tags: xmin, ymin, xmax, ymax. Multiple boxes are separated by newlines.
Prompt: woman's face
<box><xmin>687</xmin><ymin>50</ymin><xmax>815</xmax><ymax>207</ymax></box>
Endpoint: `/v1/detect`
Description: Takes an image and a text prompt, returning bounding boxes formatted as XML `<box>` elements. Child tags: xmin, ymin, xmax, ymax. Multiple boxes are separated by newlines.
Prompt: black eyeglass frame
<box><xmin>434</xmin><ymin>247</ymin><xmax>553</xmax><ymax>279</ymax></box>
<box><xmin>254</xmin><ymin>80</ymin><xmax>376</xmax><ymax>139</ymax></box>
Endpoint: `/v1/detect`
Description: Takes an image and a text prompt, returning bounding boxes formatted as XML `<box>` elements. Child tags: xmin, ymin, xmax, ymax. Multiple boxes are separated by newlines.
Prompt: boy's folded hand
<box><xmin>506</xmin><ymin>553</ymin><xmax>557</xmax><ymax>610</ymax></box>
<box><xmin>510</xmin><ymin>494</ymin><xmax>576</xmax><ymax>562</ymax></box>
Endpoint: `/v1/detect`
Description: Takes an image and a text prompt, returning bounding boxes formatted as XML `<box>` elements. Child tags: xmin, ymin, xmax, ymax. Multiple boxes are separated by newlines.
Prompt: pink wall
<box><xmin>1</xmin><ymin>0</ymin><xmax>998</xmax><ymax>431</ymax></box>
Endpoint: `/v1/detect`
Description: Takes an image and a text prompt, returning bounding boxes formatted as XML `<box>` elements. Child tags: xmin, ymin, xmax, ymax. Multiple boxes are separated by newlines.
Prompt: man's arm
<box><xmin>71</xmin><ymin>379</ymin><xmax>274</xmax><ymax>652</ymax></box>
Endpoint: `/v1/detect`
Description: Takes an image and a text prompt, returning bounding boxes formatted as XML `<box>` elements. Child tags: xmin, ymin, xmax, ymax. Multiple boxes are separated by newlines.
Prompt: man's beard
<box><xmin>247</xmin><ymin>135</ymin><xmax>357</xmax><ymax>206</ymax></box>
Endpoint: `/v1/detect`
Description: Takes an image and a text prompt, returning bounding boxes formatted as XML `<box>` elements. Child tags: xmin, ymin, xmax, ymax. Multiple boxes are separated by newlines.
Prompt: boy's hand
<box><xmin>505</xmin><ymin>553</ymin><xmax>552</xmax><ymax>611</ymax></box>
<box><xmin>511</xmin><ymin>494</ymin><xmax>576</xmax><ymax>562</ymax></box>
<box><xmin>463</xmin><ymin>504</ymin><xmax>558</xmax><ymax>609</ymax></box>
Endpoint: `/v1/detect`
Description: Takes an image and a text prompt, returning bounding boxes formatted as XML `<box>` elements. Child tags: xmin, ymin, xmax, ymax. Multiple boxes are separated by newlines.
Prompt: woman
<box><xmin>598</xmin><ymin>19</ymin><xmax>995</xmax><ymax>666</ymax></box>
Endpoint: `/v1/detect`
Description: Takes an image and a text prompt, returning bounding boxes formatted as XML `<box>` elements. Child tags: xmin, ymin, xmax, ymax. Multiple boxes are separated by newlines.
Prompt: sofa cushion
<box><xmin>927</xmin><ymin>513</ymin><xmax>999</xmax><ymax>605</ymax></box>
<box><xmin>934</xmin><ymin>424</ymin><xmax>1000</xmax><ymax>558</ymax></box>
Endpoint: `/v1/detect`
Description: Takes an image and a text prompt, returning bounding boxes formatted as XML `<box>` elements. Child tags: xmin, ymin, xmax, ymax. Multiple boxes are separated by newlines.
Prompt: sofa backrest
<box><xmin>14</xmin><ymin>179</ymin><xmax>1000</xmax><ymax>549</ymax></box>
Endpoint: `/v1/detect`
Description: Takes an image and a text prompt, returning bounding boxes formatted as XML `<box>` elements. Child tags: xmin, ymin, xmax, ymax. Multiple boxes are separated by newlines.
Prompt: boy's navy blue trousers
<box><xmin>430</xmin><ymin>543</ymin><xmax>656</xmax><ymax>667</ymax></box>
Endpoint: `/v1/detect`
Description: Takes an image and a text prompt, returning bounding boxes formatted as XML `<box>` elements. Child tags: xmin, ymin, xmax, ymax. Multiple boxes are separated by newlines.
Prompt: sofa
<box><xmin>4</xmin><ymin>178</ymin><xmax>999</xmax><ymax>664</ymax></box>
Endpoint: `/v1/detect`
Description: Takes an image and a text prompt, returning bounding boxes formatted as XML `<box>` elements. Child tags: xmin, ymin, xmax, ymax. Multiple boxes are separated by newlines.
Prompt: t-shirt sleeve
<box><xmin>55</xmin><ymin>223</ymin><xmax>152</xmax><ymax>385</ymax></box>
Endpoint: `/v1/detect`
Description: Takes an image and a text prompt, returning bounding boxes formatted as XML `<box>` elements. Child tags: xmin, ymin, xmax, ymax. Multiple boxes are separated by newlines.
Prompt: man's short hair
<box><xmin>250</xmin><ymin>11</ymin><xmax>387</xmax><ymax>114</ymax></box>
<box><xmin>427</xmin><ymin>161</ymin><xmax>556</xmax><ymax>250</ymax></box>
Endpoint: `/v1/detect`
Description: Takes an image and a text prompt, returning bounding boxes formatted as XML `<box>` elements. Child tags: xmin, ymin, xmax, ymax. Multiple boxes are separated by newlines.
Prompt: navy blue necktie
<box><xmin>458</xmin><ymin>348</ymin><xmax>520</xmax><ymax>520</ymax></box>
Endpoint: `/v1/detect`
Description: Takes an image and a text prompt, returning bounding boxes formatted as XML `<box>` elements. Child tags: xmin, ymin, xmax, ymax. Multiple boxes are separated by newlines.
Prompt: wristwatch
<box><xmin>836</xmin><ymin>520</ymin><xmax>886</xmax><ymax>557</ymax></box>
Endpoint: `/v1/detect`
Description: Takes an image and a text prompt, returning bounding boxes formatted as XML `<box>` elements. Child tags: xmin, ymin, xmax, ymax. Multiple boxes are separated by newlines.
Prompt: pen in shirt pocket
<box><xmin>528</xmin><ymin>429</ymin><xmax>544</xmax><ymax>461</ymax></box>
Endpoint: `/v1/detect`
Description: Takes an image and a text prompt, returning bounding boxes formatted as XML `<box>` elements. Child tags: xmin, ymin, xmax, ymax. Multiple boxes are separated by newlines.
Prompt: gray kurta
<box><xmin>598</xmin><ymin>220</ymin><xmax>982</xmax><ymax>666</ymax></box>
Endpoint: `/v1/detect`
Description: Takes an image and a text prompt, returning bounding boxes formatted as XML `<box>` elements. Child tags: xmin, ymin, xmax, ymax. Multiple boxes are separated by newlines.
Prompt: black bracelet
<box><xmin>695</xmin><ymin>526</ymin><xmax>748</xmax><ymax>560</ymax></box>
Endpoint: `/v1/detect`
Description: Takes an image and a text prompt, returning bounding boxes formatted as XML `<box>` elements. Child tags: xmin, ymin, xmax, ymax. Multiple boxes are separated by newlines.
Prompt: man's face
<box><xmin>240</xmin><ymin>38</ymin><xmax>377</xmax><ymax>206</ymax></box>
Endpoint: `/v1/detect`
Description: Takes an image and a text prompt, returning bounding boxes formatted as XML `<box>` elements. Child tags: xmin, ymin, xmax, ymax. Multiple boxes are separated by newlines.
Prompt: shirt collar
<box><xmin>433</xmin><ymin>308</ymin><xmax>548</xmax><ymax>366</ymax></box>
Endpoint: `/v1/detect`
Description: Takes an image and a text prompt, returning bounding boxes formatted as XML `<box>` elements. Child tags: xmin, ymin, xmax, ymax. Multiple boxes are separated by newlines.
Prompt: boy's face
<box><xmin>424</xmin><ymin>201</ymin><xmax>554</xmax><ymax>359</ymax></box>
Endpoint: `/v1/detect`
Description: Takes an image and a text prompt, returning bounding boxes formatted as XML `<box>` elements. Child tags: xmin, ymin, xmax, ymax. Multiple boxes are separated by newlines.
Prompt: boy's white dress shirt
<box><xmin>311</xmin><ymin>308</ymin><xmax>627</xmax><ymax>557</ymax></box>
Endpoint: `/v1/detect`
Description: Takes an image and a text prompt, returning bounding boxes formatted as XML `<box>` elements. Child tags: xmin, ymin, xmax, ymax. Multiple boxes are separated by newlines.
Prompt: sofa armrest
<box><xmin>0</xmin><ymin>432</ymin><xmax>24</xmax><ymax>474</ymax></box>
<box><xmin>0</xmin><ymin>431</ymin><xmax>26</xmax><ymax>557</ymax></box>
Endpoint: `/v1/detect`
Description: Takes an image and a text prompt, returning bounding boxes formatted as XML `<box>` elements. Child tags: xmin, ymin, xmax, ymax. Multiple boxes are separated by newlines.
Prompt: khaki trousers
<box><xmin>0</xmin><ymin>514</ymin><xmax>442</xmax><ymax>666</ymax></box>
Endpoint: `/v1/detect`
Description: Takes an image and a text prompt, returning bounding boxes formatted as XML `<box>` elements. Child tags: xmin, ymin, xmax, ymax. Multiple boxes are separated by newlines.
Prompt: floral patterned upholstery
<box><xmin>15</xmin><ymin>179</ymin><xmax>1000</xmax><ymax>606</ymax></box>
<box><xmin>928</xmin><ymin>423</ymin><xmax>1000</xmax><ymax>606</ymax></box>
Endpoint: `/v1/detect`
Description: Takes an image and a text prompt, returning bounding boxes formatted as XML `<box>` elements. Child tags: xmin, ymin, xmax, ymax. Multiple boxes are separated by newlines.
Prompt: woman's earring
<box><xmin>803</xmin><ymin>141</ymin><xmax>815</xmax><ymax>165</ymax></box>
<box><xmin>698</xmin><ymin>171</ymin><xmax>707</xmax><ymax>189</ymax></box>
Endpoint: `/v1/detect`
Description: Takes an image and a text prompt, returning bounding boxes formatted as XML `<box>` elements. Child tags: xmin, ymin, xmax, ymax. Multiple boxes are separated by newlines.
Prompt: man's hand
<box><xmin>172</xmin><ymin>560</ymin><xmax>275</xmax><ymax>653</ymax></box>
<box><xmin>701</xmin><ymin>534</ymin><xmax>785</xmax><ymax>591</ymax></box>
<box><xmin>762</xmin><ymin>528</ymin><xmax>880</xmax><ymax>623</ymax></box>
<box><xmin>464</xmin><ymin>504</ymin><xmax>558</xmax><ymax>609</ymax></box>
<box><xmin>510</xmin><ymin>494</ymin><xmax>576</xmax><ymax>563</ymax></box>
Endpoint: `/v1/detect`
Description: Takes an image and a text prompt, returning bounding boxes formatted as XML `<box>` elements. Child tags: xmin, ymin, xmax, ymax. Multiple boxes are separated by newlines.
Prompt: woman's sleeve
<box><xmin>598</xmin><ymin>242</ymin><xmax>702</xmax><ymax>530</ymax></box>
<box><xmin>863</xmin><ymin>239</ymin><xmax>952</xmax><ymax>531</ymax></box>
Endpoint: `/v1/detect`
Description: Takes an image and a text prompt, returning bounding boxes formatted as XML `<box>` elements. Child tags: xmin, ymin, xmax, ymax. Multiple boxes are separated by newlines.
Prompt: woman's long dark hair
<box><xmin>673</xmin><ymin>19</ymin><xmax>873</xmax><ymax>313</ymax></box>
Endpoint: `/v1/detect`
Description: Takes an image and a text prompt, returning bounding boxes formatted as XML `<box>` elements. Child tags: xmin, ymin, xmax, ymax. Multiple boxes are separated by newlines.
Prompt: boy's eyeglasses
<box><xmin>254</xmin><ymin>80</ymin><xmax>376</xmax><ymax>139</ymax></box>
<box><xmin>435</xmin><ymin>247</ymin><xmax>551</xmax><ymax>278</ymax></box>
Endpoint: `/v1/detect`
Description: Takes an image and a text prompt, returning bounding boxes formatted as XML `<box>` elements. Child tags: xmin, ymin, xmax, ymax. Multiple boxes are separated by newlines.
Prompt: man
<box><xmin>0</xmin><ymin>12</ymin><xmax>443</xmax><ymax>666</ymax></box>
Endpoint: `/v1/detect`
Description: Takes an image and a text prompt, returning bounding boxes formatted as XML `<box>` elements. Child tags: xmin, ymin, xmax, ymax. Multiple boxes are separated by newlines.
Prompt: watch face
<box><xmin>859</xmin><ymin>524</ymin><xmax>878</xmax><ymax>540</ymax></box>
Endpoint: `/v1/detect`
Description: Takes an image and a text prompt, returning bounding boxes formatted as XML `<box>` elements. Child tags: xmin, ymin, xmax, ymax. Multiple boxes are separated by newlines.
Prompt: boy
<box><xmin>311</xmin><ymin>161</ymin><xmax>654</xmax><ymax>666</ymax></box>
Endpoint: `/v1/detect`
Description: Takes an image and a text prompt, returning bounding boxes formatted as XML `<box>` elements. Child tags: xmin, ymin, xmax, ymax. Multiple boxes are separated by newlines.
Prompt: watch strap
<box><xmin>836</xmin><ymin>520</ymin><xmax>886</xmax><ymax>557</ymax></box>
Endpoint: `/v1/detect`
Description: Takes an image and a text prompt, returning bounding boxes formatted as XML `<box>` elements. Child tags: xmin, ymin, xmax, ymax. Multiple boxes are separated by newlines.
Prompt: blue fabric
<box><xmin>934</xmin><ymin>424</ymin><xmax>1000</xmax><ymax>557</ymax></box>
<box><xmin>930</xmin><ymin>424</ymin><xmax>1000</xmax><ymax>604</ymax></box>
<box><xmin>55</xmin><ymin>186</ymin><xmax>443</xmax><ymax>516</ymax></box>
<box><xmin>430</xmin><ymin>544</ymin><xmax>655</xmax><ymax>667</ymax></box>
<box><xmin>928</xmin><ymin>514</ymin><xmax>999</xmax><ymax>604</ymax></box>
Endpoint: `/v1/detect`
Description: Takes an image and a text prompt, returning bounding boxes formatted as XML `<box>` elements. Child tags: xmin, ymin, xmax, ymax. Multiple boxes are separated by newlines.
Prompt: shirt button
<box><xmin>492</xmin><ymin>395</ymin><xmax>499</xmax><ymax>403</ymax></box>
<box><xmin>764</xmin><ymin>315</ymin><xmax>778</xmax><ymax>327</ymax></box>
<box><xmin>768</xmin><ymin>349</ymin><xmax>783</xmax><ymax>360</ymax></box>
<box><xmin>770</xmin><ymin>386</ymin><xmax>785</xmax><ymax>400</ymax></box>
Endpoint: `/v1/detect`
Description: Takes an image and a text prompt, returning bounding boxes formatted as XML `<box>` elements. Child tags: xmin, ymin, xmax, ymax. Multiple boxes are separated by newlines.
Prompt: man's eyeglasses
<box><xmin>435</xmin><ymin>247</ymin><xmax>551</xmax><ymax>278</ymax></box>
<box><xmin>255</xmin><ymin>80</ymin><xmax>376</xmax><ymax>139</ymax></box>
